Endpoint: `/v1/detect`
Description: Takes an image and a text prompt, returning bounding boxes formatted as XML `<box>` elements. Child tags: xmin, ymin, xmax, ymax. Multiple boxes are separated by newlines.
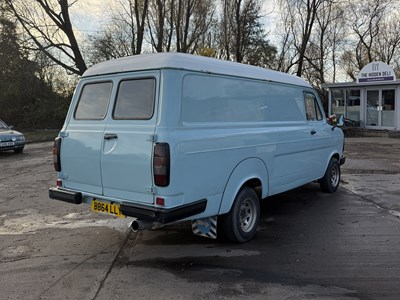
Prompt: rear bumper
<box><xmin>49</xmin><ymin>187</ymin><xmax>82</xmax><ymax>204</ymax></box>
<box><xmin>120</xmin><ymin>199</ymin><xmax>207</xmax><ymax>224</ymax></box>
<box><xmin>49</xmin><ymin>186</ymin><xmax>207</xmax><ymax>224</ymax></box>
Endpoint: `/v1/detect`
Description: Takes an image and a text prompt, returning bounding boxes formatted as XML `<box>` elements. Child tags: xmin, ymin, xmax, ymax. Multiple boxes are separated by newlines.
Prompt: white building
<box><xmin>323</xmin><ymin>62</ymin><xmax>400</xmax><ymax>130</ymax></box>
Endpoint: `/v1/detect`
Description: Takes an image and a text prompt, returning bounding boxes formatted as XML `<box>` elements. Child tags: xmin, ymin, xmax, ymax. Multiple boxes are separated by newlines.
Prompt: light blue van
<box><xmin>49</xmin><ymin>53</ymin><xmax>345</xmax><ymax>242</ymax></box>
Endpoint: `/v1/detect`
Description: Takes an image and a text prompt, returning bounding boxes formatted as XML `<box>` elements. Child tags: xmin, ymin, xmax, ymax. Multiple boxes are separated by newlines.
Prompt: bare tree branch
<box><xmin>4</xmin><ymin>0</ymin><xmax>87</xmax><ymax>75</ymax></box>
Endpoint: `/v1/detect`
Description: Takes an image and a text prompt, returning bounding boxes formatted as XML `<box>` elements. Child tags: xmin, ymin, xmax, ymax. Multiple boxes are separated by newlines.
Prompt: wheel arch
<box><xmin>218</xmin><ymin>158</ymin><xmax>268</xmax><ymax>215</ymax></box>
<box><xmin>323</xmin><ymin>152</ymin><xmax>340</xmax><ymax>174</ymax></box>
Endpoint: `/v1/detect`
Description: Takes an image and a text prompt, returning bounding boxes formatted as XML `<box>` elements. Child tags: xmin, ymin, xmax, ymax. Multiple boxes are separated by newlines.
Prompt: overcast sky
<box><xmin>70</xmin><ymin>0</ymin><xmax>112</xmax><ymax>35</ymax></box>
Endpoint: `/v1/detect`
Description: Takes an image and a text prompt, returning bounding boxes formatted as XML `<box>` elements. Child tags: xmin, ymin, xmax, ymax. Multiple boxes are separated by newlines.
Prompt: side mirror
<box><xmin>9</xmin><ymin>125</ymin><xmax>14</xmax><ymax>130</ymax></box>
<box><xmin>337</xmin><ymin>115</ymin><xmax>344</xmax><ymax>127</ymax></box>
<box><xmin>327</xmin><ymin>114</ymin><xmax>344</xmax><ymax>129</ymax></box>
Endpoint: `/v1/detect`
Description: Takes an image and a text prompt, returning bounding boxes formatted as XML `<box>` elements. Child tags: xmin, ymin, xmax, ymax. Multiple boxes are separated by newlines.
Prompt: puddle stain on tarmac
<box><xmin>0</xmin><ymin>209</ymin><xmax>131</xmax><ymax>235</ymax></box>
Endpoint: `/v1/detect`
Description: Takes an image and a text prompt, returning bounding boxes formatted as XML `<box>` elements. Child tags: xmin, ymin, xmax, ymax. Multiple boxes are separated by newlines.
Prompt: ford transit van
<box><xmin>49</xmin><ymin>53</ymin><xmax>345</xmax><ymax>242</ymax></box>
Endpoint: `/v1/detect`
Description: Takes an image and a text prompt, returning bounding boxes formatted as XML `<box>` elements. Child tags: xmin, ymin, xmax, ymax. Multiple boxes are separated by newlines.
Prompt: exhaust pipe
<box><xmin>130</xmin><ymin>219</ymin><xmax>153</xmax><ymax>232</ymax></box>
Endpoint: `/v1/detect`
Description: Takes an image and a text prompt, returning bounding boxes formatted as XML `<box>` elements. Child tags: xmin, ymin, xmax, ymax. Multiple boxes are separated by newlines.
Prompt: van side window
<box><xmin>74</xmin><ymin>82</ymin><xmax>112</xmax><ymax>120</ymax></box>
<box><xmin>182</xmin><ymin>74</ymin><xmax>304</xmax><ymax>123</ymax></box>
<box><xmin>304</xmin><ymin>92</ymin><xmax>323</xmax><ymax>121</ymax></box>
<box><xmin>113</xmin><ymin>78</ymin><xmax>155</xmax><ymax>120</ymax></box>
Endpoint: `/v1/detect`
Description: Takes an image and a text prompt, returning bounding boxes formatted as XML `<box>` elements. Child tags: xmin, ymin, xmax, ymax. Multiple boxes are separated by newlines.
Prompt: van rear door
<box><xmin>61</xmin><ymin>81</ymin><xmax>112</xmax><ymax>195</ymax></box>
<box><xmin>100</xmin><ymin>72</ymin><xmax>159</xmax><ymax>204</ymax></box>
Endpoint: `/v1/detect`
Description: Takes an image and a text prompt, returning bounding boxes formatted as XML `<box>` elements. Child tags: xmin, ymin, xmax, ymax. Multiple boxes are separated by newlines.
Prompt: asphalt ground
<box><xmin>0</xmin><ymin>138</ymin><xmax>399</xmax><ymax>300</ymax></box>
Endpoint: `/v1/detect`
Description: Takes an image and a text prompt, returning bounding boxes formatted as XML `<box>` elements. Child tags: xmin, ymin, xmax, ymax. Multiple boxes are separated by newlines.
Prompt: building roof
<box><xmin>82</xmin><ymin>52</ymin><xmax>311</xmax><ymax>88</ymax></box>
<box><xmin>322</xmin><ymin>80</ymin><xmax>400</xmax><ymax>89</ymax></box>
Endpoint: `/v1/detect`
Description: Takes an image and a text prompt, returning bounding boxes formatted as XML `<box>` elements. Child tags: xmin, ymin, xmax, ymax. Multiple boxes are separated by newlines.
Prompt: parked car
<box><xmin>49</xmin><ymin>53</ymin><xmax>345</xmax><ymax>242</ymax></box>
<box><xmin>0</xmin><ymin>119</ymin><xmax>25</xmax><ymax>153</ymax></box>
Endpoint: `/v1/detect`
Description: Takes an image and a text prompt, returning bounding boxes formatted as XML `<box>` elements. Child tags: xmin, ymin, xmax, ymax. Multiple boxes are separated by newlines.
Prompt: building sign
<box><xmin>357</xmin><ymin>62</ymin><xmax>396</xmax><ymax>83</ymax></box>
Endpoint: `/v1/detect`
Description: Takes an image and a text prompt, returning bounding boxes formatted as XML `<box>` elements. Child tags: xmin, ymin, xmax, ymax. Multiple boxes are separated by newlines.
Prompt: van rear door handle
<box><xmin>310</xmin><ymin>130</ymin><xmax>317</xmax><ymax>135</ymax></box>
<box><xmin>104</xmin><ymin>133</ymin><xmax>118</xmax><ymax>140</ymax></box>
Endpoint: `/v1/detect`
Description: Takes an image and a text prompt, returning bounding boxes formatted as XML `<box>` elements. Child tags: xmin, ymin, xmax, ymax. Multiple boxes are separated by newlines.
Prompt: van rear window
<box><xmin>113</xmin><ymin>78</ymin><xmax>155</xmax><ymax>120</ymax></box>
<box><xmin>74</xmin><ymin>82</ymin><xmax>112</xmax><ymax>120</ymax></box>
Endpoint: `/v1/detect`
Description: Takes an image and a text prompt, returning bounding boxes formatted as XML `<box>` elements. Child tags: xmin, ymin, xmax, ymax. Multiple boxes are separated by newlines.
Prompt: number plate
<box><xmin>91</xmin><ymin>199</ymin><xmax>126</xmax><ymax>218</ymax></box>
<box><xmin>0</xmin><ymin>141</ymin><xmax>14</xmax><ymax>147</ymax></box>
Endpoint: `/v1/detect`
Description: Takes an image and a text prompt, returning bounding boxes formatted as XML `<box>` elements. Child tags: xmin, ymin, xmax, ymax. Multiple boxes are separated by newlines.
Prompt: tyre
<box><xmin>14</xmin><ymin>147</ymin><xmax>24</xmax><ymax>154</ymax></box>
<box><xmin>219</xmin><ymin>187</ymin><xmax>260</xmax><ymax>242</ymax></box>
<box><xmin>319</xmin><ymin>157</ymin><xmax>340</xmax><ymax>193</ymax></box>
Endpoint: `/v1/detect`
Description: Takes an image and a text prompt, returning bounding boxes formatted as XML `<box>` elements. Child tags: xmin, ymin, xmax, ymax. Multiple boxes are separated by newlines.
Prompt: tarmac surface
<box><xmin>0</xmin><ymin>138</ymin><xmax>399</xmax><ymax>300</ymax></box>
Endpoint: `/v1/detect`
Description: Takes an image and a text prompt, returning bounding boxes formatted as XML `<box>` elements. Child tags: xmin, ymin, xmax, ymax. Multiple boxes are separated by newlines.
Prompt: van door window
<box><xmin>74</xmin><ymin>82</ymin><xmax>112</xmax><ymax>120</ymax></box>
<box><xmin>113</xmin><ymin>78</ymin><xmax>155</xmax><ymax>120</ymax></box>
<box><xmin>304</xmin><ymin>92</ymin><xmax>323</xmax><ymax>121</ymax></box>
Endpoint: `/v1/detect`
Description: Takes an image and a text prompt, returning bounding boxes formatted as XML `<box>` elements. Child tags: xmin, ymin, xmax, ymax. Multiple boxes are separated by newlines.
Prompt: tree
<box><xmin>284</xmin><ymin>0</ymin><xmax>325</xmax><ymax>77</ymax></box>
<box><xmin>303</xmin><ymin>0</ymin><xmax>345</xmax><ymax>85</ymax></box>
<box><xmin>0</xmin><ymin>6</ymin><xmax>36</xmax><ymax>124</ymax></box>
<box><xmin>341</xmin><ymin>0</ymin><xmax>400</xmax><ymax>80</ymax></box>
<box><xmin>0</xmin><ymin>3</ymin><xmax>70</xmax><ymax>129</ymax></box>
<box><xmin>147</xmin><ymin>0</ymin><xmax>174</xmax><ymax>52</ymax></box>
<box><xmin>89</xmin><ymin>0</ymin><xmax>216</xmax><ymax>60</ymax></box>
<box><xmin>87</xmin><ymin>0</ymin><xmax>150</xmax><ymax>64</ymax></box>
<box><xmin>274</xmin><ymin>5</ymin><xmax>297</xmax><ymax>73</ymax></box>
<box><xmin>4</xmin><ymin>0</ymin><xmax>87</xmax><ymax>75</ymax></box>
<box><xmin>376</xmin><ymin>12</ymin><xmax>400</xmax><ymax>66</ymax></box>
<box><xmin>220</xmin><ymin>0</ymin><xmax>273</xmax><ymax>64</ymax></box>
<box><xmin>347</xmin><ymin>0</ymin><xmax>389</xmax><ymax>70</ymax></box>
<box><xmin>175</xmin><ymin>0</ymin><xmax>216</xmax><ymax>54</ymax></box>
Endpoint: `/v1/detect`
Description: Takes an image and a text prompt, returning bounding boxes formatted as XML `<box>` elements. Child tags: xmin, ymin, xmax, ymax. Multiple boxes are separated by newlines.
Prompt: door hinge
<box><xmin>59</xmin><ymin>172</ymin><xmax>68</xmax><ymax>179</ymax></box>
<box><xmin>146</xmin><ymin>134</ymin><xmax>157</xmax><ymax>142</ymax></box>
<box><xmin>145</xmin><ymin>186</ymin><xmax>157</xmax><ymax>194</ymax></box>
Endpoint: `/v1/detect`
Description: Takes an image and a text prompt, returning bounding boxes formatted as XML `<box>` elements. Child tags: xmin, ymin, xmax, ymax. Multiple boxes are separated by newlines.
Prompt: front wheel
<box><xmin>319</xmin><ymin>157</ymin><xmax>340</xmax><ymax>193</ymax></box>
<box><xmin>219</xmin><ymin>187</ymin><xmax>260</xmax><ymax>243</ymax></box>
<box><xmin>14</xmin><ymin>147</ymin><xmax>24</xmax><ymax>154</ymax></box>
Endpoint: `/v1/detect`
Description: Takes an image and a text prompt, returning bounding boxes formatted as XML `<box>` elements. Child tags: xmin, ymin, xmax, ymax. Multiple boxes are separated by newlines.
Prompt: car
<box><xmin>0</xmin><ymin>119</ymin><xmax>25</xmax><ymax>153</ymax></box>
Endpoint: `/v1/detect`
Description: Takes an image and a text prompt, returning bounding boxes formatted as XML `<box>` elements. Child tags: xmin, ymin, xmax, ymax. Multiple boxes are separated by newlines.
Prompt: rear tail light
<box><xmin>156</xmin><ymin>197</ymin><xmax>165</xmax><ymax>206</ymax></box>
<box><xmin>53</xmin><ymin>137</ymin><xmax>62</xmax><ymax>172</ymax></box>
<box><xmin>153</xmin><ymin>143</ymin><xmax>170</xmax><ymax>187</ymax></box>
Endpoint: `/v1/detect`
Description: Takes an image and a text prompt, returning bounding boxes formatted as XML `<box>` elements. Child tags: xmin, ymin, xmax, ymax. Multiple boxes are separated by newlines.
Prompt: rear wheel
<box><xmin>319</xmin><ymin>157</ymin><xmax>340</xmax><ymax>193</ymax></box>
<box><xmin>219</xmin><ymin>187</ymin><xmax>260</xmax><ymax>243</ymax></box>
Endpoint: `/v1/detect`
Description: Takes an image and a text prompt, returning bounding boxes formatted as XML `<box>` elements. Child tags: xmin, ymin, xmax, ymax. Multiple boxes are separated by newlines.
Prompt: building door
<box><xmin>381</xmin><ymin>89</ymin><xmax>396</xmax><ymax>127</ymax></box>
<box><xmin>366</xmin><ymin>89</ymin><xmax>395</xmax><ymax>128</ymax></box>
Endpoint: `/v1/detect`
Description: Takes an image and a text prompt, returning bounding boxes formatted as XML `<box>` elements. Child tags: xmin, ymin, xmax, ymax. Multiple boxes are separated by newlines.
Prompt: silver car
<box><xmin>0</xmin><ymin>119</ymin><xmax>25</xmax><ymax>153</ymax></box>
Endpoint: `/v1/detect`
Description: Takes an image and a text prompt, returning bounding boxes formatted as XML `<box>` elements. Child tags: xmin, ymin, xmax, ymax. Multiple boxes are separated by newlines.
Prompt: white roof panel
<box><xmin>83</xmin><ymin>53</ymin><xmax>311</xmax><ymax>88</ymax></box>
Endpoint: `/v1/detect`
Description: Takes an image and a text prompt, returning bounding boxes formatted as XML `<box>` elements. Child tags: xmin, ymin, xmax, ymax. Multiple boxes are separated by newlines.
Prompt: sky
<box><xmin>70</xmin><ymin>0</ymin><xmax>113</xmax><ymax>35</ymax></box>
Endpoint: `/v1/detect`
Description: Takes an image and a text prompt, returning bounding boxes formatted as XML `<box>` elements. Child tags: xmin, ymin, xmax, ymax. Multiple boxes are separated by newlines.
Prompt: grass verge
<box><xmin>24</xmin><ymin>130</ymin><xmax>59</xmax><ymax>143</ymax></box>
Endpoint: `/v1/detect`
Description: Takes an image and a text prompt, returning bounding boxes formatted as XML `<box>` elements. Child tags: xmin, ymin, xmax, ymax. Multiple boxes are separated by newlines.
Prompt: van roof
<box><xmin>83</xmin><ymin>53</ymin><xmax>311</xmax><ymax>87</ymax></box>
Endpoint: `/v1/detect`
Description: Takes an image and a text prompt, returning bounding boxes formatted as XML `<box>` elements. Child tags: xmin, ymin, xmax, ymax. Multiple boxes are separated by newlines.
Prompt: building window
<box><xmin>332</xmin><ymin>89</ymin><xmax>345</xmax><ymax>117</ymax></box>
<box><xmin>346</xmin><ymin>90</ymin><xmax>360</xmax><ymax>125</ymax></box>
<box><xmin>331</xmin><ymin>89</ymin><xmax>360</xmax><ymax>126</ymax></box>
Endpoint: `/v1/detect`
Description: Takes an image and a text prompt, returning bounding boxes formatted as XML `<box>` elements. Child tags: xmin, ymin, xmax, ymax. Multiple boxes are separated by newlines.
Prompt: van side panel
<box><xmin>154</xmin><ymin>71</ymin><xmax>338</xmax><ymax>219</ymax></box>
